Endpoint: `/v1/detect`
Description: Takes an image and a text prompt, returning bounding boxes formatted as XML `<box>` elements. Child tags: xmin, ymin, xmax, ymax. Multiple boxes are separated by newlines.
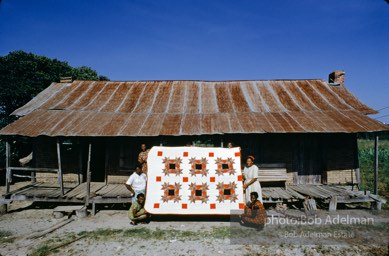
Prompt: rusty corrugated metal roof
<box><xmin>1</xmin><ymin>80</ymin><xmax>387</xmax><ymax>137</ymax></box>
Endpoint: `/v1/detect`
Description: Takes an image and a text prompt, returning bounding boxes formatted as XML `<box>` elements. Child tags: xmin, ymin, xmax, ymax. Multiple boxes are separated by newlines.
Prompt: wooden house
<box><xmin>1</xmin><ymin>70</ymin><xmax>388</xmax><ymax>212</ymax></box>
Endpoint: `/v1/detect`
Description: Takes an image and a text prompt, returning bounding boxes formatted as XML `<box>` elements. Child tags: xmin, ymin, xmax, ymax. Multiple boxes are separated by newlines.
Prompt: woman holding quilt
<box><xmin>242</xmin><ymin>155</ymin><xmax>263</xmax><ymax>203</ymax></box>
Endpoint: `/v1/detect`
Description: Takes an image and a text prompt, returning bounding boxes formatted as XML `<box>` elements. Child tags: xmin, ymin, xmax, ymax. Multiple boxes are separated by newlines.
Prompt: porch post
<box><xmin>85</xmin><ymin>143</ymin><xmax>92</xmax><ymax>206</ymax></box>
<box><xmin>5</xmin><ymin>139</ymin><xmax>11</xmax><ymax>194</ymax></box>
<box><xmin>105</xmin><ymin>146</ymin><xmax>108</xmax><ymax>185</ymax></box>
<box><xmin>374</xmin><ymin>134</ymin><xmax>379</xmax><ymax>195</ymax></box>
<box><xmin>354</xmin><ymin>134</ymin><xmax>360</xmax><ymax>188</ymax></box>
<box><xmin>56</xmin><ymin>139</ymin><xmax>64</xmax><ymax>196</ymax></box>
<box><xmin>78</xmin><ymin>140</ymin><xmax>83</xmax><ymax>185</ymax></box>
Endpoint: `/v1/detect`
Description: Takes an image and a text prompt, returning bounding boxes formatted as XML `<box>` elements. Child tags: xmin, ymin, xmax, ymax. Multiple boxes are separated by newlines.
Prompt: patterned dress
<box><xmin>138</xmin><ymin>149</ymin><xmax>150</xmax><ymax>174</ymax></box>
<box><xmin>128</xmin><ymin>200</ymin><xmax>147</xmax><ymax>221</ymax></box>
<box><xmin>241</xmin><ymin>200</ymin><xmax>267</xmax><ymax>228</ymax></box>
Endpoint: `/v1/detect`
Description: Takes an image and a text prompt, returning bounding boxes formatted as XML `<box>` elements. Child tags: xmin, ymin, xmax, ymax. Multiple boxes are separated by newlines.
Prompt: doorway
<box><xmin>90</xmin><ymin>140</ymin><xmax>106</xmax><ymax>182</ymax></box>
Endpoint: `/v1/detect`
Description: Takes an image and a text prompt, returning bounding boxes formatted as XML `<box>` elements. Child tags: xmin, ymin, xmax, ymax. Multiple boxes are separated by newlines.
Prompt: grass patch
<box><xmin>29</xmin><ymin>226</ymin><xmax>232</xmax><ymax>255</ymax></box>
<box><xmin>122</xmin><ymin>227</ymin><xmax>152</xmax><ymax>238</ymax></box>
<box><xmin>30</xmin><ymin>244</ymin><xmax>52</xmax><ymax>256</ymax></box>
<box><xmin>0</xmin><ymin>230</ymin><xmax>15</xmax><ymax>244</ymax></box>
<box><xmin>77</xmin><ymin>226</ymin><xmax>230</xmax><ymax>241</ymax></box>
<box><xmin>29</xmin><ymin>234</ymin><xmax>84</xmax><ymax>256</ymax></box>
<box><xmin>210</xmin><ymin>226</ymin><xmax>230</xmax><ymax>239</ymax></box>
<box><xmin>81</xmin><ymin>228</ymin><xmax>121</xmax><ymax>239</ymax></box>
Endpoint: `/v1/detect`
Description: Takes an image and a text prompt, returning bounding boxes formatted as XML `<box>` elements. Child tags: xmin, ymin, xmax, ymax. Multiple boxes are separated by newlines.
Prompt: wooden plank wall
<box><xmin>293</xmin><ymin>134</ymin><xmax>323</xmax><ymax>184</ymax></box>
<box><xmin>33</xmin><ymin>137</ymin><xmax>81</xmax><ymax>183</ymax></box>
<box><xmin>224</xmin><ymin>133</ymin><xmax>358</xmax><ymax>185</ymax></box>
<box><xmin>33</xmin><ymin>137</ymin><xmax>58</xmax><ymax>169</ymax></box>
<box><xmin>32</xmin><ymin>133</ymin><xmax>358</xmax><ymax>185</ymax></box>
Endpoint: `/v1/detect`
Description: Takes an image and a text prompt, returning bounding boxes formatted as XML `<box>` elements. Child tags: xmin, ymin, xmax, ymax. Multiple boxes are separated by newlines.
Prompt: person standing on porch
<box><xmin>138</xmin><ymin>143</ymin><xmax>150</xmax><ymax>174</ymax></box>
<box><xmin>242</xmin><ymin>155</ymin><xmax>263</xmax><ymax>203</ymax></box>
<box><xmin>125</xmin><ymin>165</ymin><xmax>147</xmax><ymax>203</ymax></box>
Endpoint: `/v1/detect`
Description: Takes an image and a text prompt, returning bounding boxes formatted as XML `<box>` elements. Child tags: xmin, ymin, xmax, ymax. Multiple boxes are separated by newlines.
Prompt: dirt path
<box><xmin>0</xmin><ymin>182</ymin><xmax>388</xmax><ymax>256</ymax></box>
<box><xmin>0</xmin><ymin>200</ymin><xmax>388</xmax><ymax>256</ymax></box>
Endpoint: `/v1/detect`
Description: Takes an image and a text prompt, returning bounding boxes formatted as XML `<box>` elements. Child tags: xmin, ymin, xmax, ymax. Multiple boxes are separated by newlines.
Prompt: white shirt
<box><xmin>126</xmin><ymin>172</ymin><xmax>147</xmax><ymax>191</ymax></box>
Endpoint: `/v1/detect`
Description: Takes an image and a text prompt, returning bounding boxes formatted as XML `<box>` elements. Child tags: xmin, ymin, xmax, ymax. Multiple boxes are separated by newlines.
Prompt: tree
<box><xmin>0</xmin><ymin>51</ymin><xmax>109</xmax><ymax>175</ymax></box>
<box><xmin>0</xmin><ymin>50</ymin><xmax>109</xmax><ymax>126</ymax></box>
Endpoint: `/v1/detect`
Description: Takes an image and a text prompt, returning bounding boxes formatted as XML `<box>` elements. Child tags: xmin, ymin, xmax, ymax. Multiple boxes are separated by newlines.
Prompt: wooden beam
<box><xmin>354</xmin><ymin>168</ymin><xmax>360</xmax><ymax>190</ymax></box>
<box><xmin>303</xmin><ymin>198</ymin><xmax>317</xmax><ymax>216</ymax></box>
<box><xmin>5</xmin><ymin>140</ymin><xmax>11</xmax><ymax>194</ymax></box>
<box><xmin>56</xmin><ymin>140</ymin><xmax>64</xmax><ymax>196</ymax></box>
<box><xmin>85</xmin><ymin>143</ymin><xmax>92</xmax><ymax>206</ymax></box>
<box><xmin>27</xmin><ymin>218</ymin><xmax>74</xmax><ymax>239</ymax></box>
<box><xmin>336</xmin><ymin>196</ymin><xmax>375</xmax><ymax>203</ymax></box>
<box><xmin>369</xmin><ymin>194</ymin><xmax>383</xmax><ymax>210</ymax></box>
<box><xmin>78</xmin><ymin>141</ymin><xmax>83</xmax><ymax>184</ymax></box>
<box><xmin>374</xmin><ymin>134</ymin><xmax>379</xmax><ymax>195</ymax></box>
<box><xmin>329</xmin><ymin>196</ymin><xmax>337</xmax><ymax>212</ymax></box>
<box><xmin>7</xmin><ymin>167</ymin><xmax>58</xmax><ymax>173</ymax></box>
<box><xmin>31</xmin><ymin>170</ymin><xmax>36</xmax><ymax>183</ymax></box>
<box><xmin>354</xmin><ymin>135</ymin><xmax>360</xmax><ymax>187</ymax></box>
<box><xmin>92</xmin><ymin>202</ymin><xmax>96</xmax><ymax>216</ymax></box>
<box><xmin>49</xmin><ymin>234</ymin><xmax>86</xmax><ymax>251</ymax></box>
<box><xmin>105</xmin><ymin>145</ymin><xmax>108</xmax><ymax>185</ymax></box>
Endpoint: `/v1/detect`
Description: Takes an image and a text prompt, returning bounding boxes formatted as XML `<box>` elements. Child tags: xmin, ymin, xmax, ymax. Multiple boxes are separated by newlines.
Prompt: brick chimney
<box><xmin>60</xmin><ymin>77</ymin><xmax>73</xmax><ymax>83</ymax></box>
<box><xmin>328</xmin><ymin>70</ymin><xmax>345</xmax><ymax>86</ymax></box>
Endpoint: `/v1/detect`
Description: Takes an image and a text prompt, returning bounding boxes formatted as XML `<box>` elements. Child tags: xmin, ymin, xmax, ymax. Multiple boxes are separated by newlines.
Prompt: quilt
<box><xmin>144</xmin><ymin>146</ymin><xmax>245</xmax><ymax>215</ymax></box>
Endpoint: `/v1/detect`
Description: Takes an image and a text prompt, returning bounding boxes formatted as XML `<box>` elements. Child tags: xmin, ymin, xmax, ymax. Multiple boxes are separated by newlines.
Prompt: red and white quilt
<box><xmin>145</xmin><ymin>146</ymin><xmax>245</xmax><ymax>215</ymax></box>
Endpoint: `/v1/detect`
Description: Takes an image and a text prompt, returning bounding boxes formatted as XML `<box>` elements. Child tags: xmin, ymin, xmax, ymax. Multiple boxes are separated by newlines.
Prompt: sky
<box><xmin>0</xmin><ymin>0</ymin><xmax>388</xmax><ymax>124</ymax></box>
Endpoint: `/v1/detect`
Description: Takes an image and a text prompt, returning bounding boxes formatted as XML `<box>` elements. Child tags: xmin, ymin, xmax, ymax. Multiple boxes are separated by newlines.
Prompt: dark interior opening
<box><xmin>90</xmin><ymin>140</ymin><xmax>106</xmax><ymax>182</ymax></box>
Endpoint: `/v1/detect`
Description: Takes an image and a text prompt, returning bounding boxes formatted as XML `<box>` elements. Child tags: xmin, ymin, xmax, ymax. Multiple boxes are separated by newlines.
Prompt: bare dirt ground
<box><xmin>0</xmin><ymin>184</ymin><xmax>388</xmax><ymax>256</ymax></box>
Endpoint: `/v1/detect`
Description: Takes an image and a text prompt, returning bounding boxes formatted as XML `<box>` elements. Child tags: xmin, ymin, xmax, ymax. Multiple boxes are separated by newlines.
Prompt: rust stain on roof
<box><xmin>1</xmin><ymin>79</ymin><xmax>387</xmax><ymax>137</ymax></box>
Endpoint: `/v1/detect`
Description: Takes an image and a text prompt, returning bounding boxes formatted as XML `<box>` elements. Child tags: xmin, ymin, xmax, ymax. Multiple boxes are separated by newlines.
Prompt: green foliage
<box><xmin>0</xmin><ymin>51</ymin><xmax>109</xmax><ymax>171</ymax></box>
<box><xmin>0</xmin><ymin>50</ymin><xmax>109</xmax><ymax>122</ymax></box>
<box><xmin>0</xmin><ymin>51</ymin><xmax>69</xmax><ymax>117</ymax></box>
<box><xmin>358</xmin><ymin>131</ymin><xmax>389</xmax><ymax>140</ymax></box>
<box><xmin>358</xmin><ymin>139</ymin><xmax>389</xmax><ymax>207</ymax></box>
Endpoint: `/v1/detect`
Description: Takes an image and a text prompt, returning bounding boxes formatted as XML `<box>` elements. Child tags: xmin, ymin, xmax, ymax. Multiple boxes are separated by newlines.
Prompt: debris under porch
<box><xmin>1</xmin><ymin>182</ymin><xmax>383</xmax><ymax>216</ymax></box>
<box><xmin>1</xmin><ymin>182</ymin><xmax>133</xmax><ymax>215</ymax></box>
<box><xmin>262</xmin><ymin>184</ymin><xmax>383</xmax><ymax>211</ymax></box>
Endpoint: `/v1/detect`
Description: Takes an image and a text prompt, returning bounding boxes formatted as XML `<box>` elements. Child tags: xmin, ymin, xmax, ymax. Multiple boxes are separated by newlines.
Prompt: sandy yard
<box><xmin>0</xmin><ymin>186</ymin><xmax>388</xmax><ymax>256</ymax></box>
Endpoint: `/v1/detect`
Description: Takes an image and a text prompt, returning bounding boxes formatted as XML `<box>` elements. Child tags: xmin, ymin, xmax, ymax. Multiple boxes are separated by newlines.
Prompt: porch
<box><xmin>2</xmin><ymin>181</ymin><xmax>132</xmax><ymax>215</ymax></box>
<box><xmin>261</xmin><ymin>184</ymin><xmax>381</xmax><ymax>211</ymax></box>
<box><xmin>1</xmin><ymin>181</ymin><xmax>381</xmax><ymax>215</ymax></box>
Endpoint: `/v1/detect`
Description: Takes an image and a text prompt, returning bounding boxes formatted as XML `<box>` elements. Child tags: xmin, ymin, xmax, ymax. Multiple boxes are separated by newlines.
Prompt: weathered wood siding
<box><xmin>32</xmin><ymin>133</ymin><xmax>358</xmax><ymax>185</ymax></box>
<box><xmin>33</xmin><ymin>137</ymin><xmax>81</xmax><ymax>182</ymax></box>
<box><xmin>223</xmin><ymin>133</ymin><xmax>358</xmax><ymax>185</ymax></box>
<box><xmin>322</xmin><ymin>133</ymin><xmax>359</xmax><ymax>184</ymax></box>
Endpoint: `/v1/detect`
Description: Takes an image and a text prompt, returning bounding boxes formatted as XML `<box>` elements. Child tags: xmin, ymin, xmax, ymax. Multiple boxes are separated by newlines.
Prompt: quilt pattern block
<box><xmin>145</xmin><ymin>146</ymin><xmax>244</xmax><ymax>214</ymax></box>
